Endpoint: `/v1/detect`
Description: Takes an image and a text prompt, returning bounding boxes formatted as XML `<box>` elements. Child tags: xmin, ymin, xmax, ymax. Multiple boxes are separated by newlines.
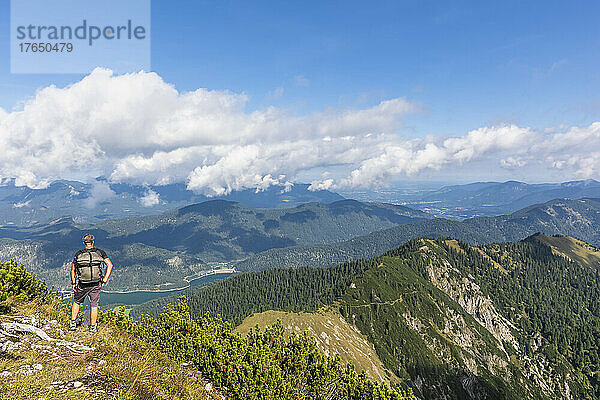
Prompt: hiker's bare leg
<box><xmin>71</xmin><ymin>302</ymin><xmax>80</xmax><ymax>320</ymax></box>
<box><xmin>90</xmin><ymin>306</ymin><xmax>98</xmax><ymax>325</ymax></box>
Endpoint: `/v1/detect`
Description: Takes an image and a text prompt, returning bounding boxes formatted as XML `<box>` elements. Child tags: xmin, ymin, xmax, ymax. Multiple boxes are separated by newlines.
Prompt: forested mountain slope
<box><xmin>237</xmin><ymin>197</ymin><xmax>600</xmax><ymax>272</ymax></box>
<box><xmin>133</xmin><ymin>234</ymin><xmax>600</xmax><ymax>399</ymax></box>
<box><xmin>0</xmin><ymin>199</ymin><xmax>428</xmax><ymax>290</ymax></box>
<box><xmin>525</xmin><ymin>232</ymin><xmax>600</xmax><ymax>269</ymax></box>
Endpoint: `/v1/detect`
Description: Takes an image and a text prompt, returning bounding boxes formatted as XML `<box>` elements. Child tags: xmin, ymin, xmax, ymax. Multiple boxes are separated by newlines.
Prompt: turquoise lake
<box><xmin>65</xmin><ymin>273</ymin><xmax>233</xmax><ymax>309</ymax></box>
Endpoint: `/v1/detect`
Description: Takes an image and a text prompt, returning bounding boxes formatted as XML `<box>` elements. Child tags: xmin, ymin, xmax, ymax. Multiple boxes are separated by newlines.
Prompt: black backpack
<box><xmin>74</xmin><ymin>249</ymin><xmax>105</xmax><ymax>284</ymax></box>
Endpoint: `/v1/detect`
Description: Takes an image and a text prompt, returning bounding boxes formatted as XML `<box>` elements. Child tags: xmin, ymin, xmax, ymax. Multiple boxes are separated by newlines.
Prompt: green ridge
<box><xmin>133</xmin><ymin>234</ymin><xmax>600</xmax><ymax>399</ymax></box>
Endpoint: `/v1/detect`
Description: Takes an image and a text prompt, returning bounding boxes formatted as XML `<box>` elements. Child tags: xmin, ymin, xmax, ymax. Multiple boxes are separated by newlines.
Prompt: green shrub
<box><xmin>0</xmin><ymin>259</ymin><xmax>48</xmax><ymax>304</ymax></box>
<box><xmin>104</xmin><ymin>297</ymin><xmax>415</xmax><ymax>400</ymax></box>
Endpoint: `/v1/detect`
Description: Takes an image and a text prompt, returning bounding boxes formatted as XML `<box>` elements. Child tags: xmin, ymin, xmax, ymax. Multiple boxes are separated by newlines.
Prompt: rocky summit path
<box><xmin>0</xmin><ymin>307</ymin><xmax>225</xmax><ymax>399</ymax></box>
<box><xmin>0</xmin><ymin>314</ymin><xmax>117</xmax><ymax>399</ymax></box>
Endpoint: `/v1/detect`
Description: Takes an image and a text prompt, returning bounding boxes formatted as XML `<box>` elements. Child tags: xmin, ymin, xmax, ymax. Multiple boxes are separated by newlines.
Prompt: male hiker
<box><xmin>69</xmin><ymin>234</ymin><xmax>113</xmax><ymax>333</ymax></box>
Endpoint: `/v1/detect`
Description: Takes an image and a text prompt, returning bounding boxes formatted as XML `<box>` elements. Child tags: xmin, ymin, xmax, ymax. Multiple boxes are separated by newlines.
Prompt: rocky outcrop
<box><xmin>424</xmin><ymin>255</ymin><xmax>519</xmax><ymax>354</ymax></box>
<box><xmin>418</xmin><ymin>242</ymin><xmax>575</xmax><ymax>399</ymax></box>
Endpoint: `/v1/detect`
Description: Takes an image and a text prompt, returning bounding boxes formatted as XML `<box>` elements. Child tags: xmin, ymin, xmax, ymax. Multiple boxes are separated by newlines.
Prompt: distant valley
<box><xmin>342</xmin><ymin>179</ymin><xmax>600</xmax><ymax>219</ymax></box>
<box><xmin>0</xmin><ymin>199</ymin><xmax>428</xmax><ymax>291</ymax></box>
<box><xmin>4</xmin><ymin>178</ymin><xmax>600</xmax><ymax>299</ymax></box>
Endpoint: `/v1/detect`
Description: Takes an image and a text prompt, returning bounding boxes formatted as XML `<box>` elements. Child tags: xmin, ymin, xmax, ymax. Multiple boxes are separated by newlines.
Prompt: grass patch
<box><xmin>0</xmin><ymin>299</ymin><xmax>215</xmax><ymax>400</ymax></box>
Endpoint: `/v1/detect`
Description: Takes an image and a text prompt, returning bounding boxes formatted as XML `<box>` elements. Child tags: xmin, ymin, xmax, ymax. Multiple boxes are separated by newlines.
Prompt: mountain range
<box><xmin>236</xmin><ymin>197</ymin><xmax>600</xmax><ymax>272</ymax></box>
<box><xmin>132</xmin><ymin>233</ymin><xmax>600</xmax><ymax>399</ymax></box>
<box><xmin>0</xmin><ymin>199</ymin><xmax>428</xmax><ymax>290</ymax></box>
<box><xmin>4</xmin><ymin>178</ymin><xmax>600</xmax><ymax>227</ymax></box>
<box><xmin>4</xmin><ymin>194</ymin><xmax>600</xmax><ymax>292</ymax></box>
<box><xmin>0</xmin><ymin>178</ymin><xmax>343</xmax><ymax>226</ymax></box>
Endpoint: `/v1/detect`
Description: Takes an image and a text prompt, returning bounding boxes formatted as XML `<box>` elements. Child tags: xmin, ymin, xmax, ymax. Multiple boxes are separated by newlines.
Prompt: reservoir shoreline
<box><xmin>62</xmin><ymin>269</ymin><xmax>235</xmax><ymax>308</ymax></box>
<box><xmin>101</xmin><ymin>268</ymin><xmax>236</xmax><ymax>295</ymax></box>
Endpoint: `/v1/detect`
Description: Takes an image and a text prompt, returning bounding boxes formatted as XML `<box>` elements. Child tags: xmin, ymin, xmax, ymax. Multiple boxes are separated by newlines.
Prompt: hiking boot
<box><xmin>89</xmin><ymin>324</ymin><xmax>98</xmax><ymax>334</ymax></box>
<box><xmin>69</xmin><ymin>319</ymin><xmax>77</xmax><ymax>331</ymax></box>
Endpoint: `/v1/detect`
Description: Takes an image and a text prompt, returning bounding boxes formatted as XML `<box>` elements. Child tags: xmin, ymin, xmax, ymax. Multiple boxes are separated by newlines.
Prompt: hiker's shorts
<box><xmin>73</xmin><ymin>282</ymin><xmax>102</xmax><ymax>308</ymax></box>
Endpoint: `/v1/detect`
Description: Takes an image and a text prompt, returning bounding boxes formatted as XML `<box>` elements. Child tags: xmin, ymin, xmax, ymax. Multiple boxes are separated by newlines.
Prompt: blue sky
<box><xmin>1</xmin><ymin>1</ymin><xmax>600</xmax><ymax>190</ymax></box>
<box><xmin>2</xmin><ymin>1</ymin><xmax>599</xmax><ymax>135</ymax></box>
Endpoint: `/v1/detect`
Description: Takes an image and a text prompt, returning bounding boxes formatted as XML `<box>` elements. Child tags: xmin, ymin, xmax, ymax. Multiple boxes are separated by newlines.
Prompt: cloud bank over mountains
<box><xmin>0</xmin><ymin>68</ymin><xmax>599</xmax><ymax>194</ymax></box>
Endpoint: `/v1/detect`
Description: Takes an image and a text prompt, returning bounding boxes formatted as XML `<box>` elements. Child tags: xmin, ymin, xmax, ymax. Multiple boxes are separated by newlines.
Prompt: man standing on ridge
<box><xmin>69</xmin><ymin>234</ymin><xmax>114</xmax><ymax>333</ymax></box>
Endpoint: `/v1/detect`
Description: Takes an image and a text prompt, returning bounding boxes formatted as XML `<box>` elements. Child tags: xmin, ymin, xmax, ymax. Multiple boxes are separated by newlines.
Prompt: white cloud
<box><xmin>293</xmin><ymin>75</ymin><xmax>310</xmax><ymax>87</ymax></box>
<box><xmin>0</xmin><ymin>68</ymin><xmax>416</xmax><ymax>193</ymax></box>
<box><xmin>280</xmin><ymin>181</ymin><xmax>294</xmax><ymax>193</ymax></box>
<box><xmin>308</xmin><ymin>179</ymin><xmax>334</xmax><ymax>191</ymax></box>
<box><xmin>13</xmin><ymin>200</ymin><xmax>31</xmax><ymax>208</ymax></box>
<box><xmin>443</xmin><ymin>125</ymin><xmax>536</xmax><ymax>163</ymax></box>
<box><xmin>2</xmin><ymin>68</ymin><xmax>600</xmax><ymax>194</ymax></box>
<box><xmin>84</xmin><ymin>181</ymin><xmax>116</xmax><ymax>208</ymax></box>
<box><xmin>68</xmin><ymin>185</ymin><xmax>81</xmax><ymax>196</ymax></box>
<box><xmin>539</xmin><ymin>122</ymin><xmax>600</xmax><ymax>178</ymax></box>
<box><xmin>501</xmin><ymin>157</ymin><xmax>527</xmax><ymax>169</ymax></box>
<box><xmin>311</xmin><ymin>123</ymin><xmax>600</xmax><ymax>190</ymax></box>
<box><xmin>270</xmin><ymin>86</ymin><xmax>284</xmax><ymax>98</ymax></box>
<box><xmin>319</xmin><ymin>125</ymin><xmax>536</xmax><ymax>189</ymax></box>
<box><xmin>139</xmin><ymin>188</ymin><xmax>160</xmax><ymax>207</ymax></box>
